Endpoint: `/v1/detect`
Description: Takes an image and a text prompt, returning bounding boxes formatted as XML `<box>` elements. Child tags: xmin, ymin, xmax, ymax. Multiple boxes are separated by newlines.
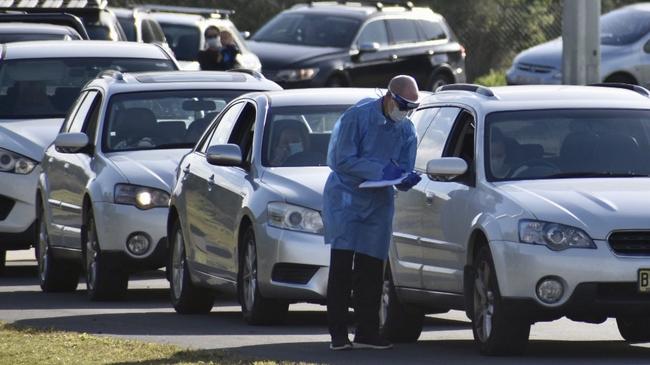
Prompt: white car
<box><xmin>37</xmin><ymin>70</ymin><xmax>280</xmax><ymax>300</ymax></box>
<box><xmin>382</xmin><ymin>83</ymin><xmax>650</xmax><ymax>355</ymax></box>
<box><xmin>0</xmin><ymin>40</ymin><xmax>177</xmax><ymax>274</ymax></box>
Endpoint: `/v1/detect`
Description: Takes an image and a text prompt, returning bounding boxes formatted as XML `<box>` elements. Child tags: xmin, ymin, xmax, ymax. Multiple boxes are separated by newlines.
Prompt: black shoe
<box><xmin>330</xmin><ymin>337</ymin><xmax>353</xmax><ymax>351</ymax></box>
<box><xmin>353</xmin><ymin>335</ymin><xmax>393</xmax><ymax>350</ymax></box>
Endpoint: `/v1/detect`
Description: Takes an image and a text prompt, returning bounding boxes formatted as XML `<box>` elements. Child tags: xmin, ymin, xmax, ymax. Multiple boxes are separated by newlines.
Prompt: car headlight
<box><xmin>114</xmin><ymin>184</ymin><xmax>170</xmax><ymax>210</ymax></box>
<box><xmin>0</xmin><ymin>148</ymin><xmax>36</xmax><ymax>174</ymax></box>
<box><xmin>267</xmin><ymin>202</ymin><xmax>323</xmax><ymax>234</ymax></box>
<box><xmin>519</xmin><ymin>220</ymin><xmax>595</xmax><ymax>251</ymax></box>
<box><xmin>276</xmin><ymin>68</ymin><xmax>319</xmax><ymax>82</ymax></box>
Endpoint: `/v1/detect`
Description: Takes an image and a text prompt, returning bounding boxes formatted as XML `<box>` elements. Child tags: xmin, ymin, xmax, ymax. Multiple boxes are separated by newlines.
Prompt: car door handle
<box><xmin>425</xmin><ymin>191</ymin><xmax>435</xmax><ymax>205</ymax></box>
<box><xmin>389</xmin><ymin>54</ymin><xmax>398</xmax><ymax>61</ymax></box>
<box><xmin>427</xmin><ymin>49</ymin><xmax>435</xmax><ymax>56</ymax></box>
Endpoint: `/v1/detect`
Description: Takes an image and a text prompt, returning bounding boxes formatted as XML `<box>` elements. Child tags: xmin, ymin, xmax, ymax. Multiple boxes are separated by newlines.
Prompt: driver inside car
<box><xmin>490</xmin><ymin>130</ymin><xmax>511</xmax><ymax>178</ymax></box>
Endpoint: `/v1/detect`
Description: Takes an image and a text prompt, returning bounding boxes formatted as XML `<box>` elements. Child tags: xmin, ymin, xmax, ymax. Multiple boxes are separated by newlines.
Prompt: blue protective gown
<box><xmin>322</xmin><ymin>97</ymin><xmax>417</xmax><ymax>260</ymax></box>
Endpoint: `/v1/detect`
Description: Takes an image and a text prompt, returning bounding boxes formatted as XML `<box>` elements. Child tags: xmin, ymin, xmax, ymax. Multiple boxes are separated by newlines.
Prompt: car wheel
<box><xmin>429</xmin><ymin>72</ymin><xmax>453</xmax><ymax>91</ymax></box>
<box><xmin>37</xmin><ymin>204</ymin><xmax>79</xmax><ymax>292</ymax></box>
<box><xmin>616</xmin><ymin>317</ymin><xmax>650</xmax><ymax>342</ymax></box>
<box><xmin>379</xmin><ymin>263</ymin><xmax>424</xmax><ymax>342</ymax></box>
<box><xmin>238</xmin><ymin>226</ymin><xmax>289</xmax><ymax>325</ymax></box>
<box><xmin>169</xmin><ymin>219</ymin><xmax>214</xmax><ymax>314</ymax></box>
<box><xmin>471</xmin><ymin>245</ymin><xmax>530</xmax><ymax>355</ymax></box>
<box><xmin>83</xmin><ymin>210</ymin><xmax>128</xmax><ymax>301</ymax></box>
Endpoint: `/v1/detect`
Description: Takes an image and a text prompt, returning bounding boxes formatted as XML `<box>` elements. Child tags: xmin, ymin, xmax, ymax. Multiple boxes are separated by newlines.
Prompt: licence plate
<box><xmin>639</xmin><ymin>269</ymin><xmax>650</xmax><ymax>293</ymax></box>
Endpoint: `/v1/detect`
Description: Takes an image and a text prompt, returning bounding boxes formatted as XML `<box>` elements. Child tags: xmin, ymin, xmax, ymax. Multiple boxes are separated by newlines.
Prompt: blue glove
<box><xmin>396</xmin><ymin>172</ymin><xmax>421</xmax><ymax>191</ymax></box>
<box><xmin>382</xmin><ymin>162</ymin><xmax>404</xmax><ymax>180</ymax></box>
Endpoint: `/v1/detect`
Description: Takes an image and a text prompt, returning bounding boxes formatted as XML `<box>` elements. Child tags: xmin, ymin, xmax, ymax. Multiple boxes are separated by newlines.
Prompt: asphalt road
<box><xmin>2</xmin><ymin>250</ymin><xmax>650</xmax><ymax>365</ymax></box>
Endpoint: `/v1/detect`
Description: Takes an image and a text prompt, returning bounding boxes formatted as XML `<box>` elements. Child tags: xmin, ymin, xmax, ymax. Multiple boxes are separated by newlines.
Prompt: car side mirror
<box><xmin>358</xmin><ymin>42</ymin><xmax>380</xmax><ymax>53</ymax></box>
<box><xmin>644</xmin><ymin>39</ymin><xmax>650</xmax><ymax>54</ymax></box>
<box><xmin>54</xmin><ymin>132</ymin><xmax>89</xmax><ymax>153</ymax></box>
<box><xmin>206</xmin><ymin>144</ymin><xmax>242</xmax><ymax>166</ymax></box>
<box><xmin>426</xmin><ymin>157</ymin><xmax>468</xmax><ymax>181</ymax></box>
<box><xmin>240</xmin><ymin>31</ymin><xmax>251</xmax><ymax>40</ymax></box>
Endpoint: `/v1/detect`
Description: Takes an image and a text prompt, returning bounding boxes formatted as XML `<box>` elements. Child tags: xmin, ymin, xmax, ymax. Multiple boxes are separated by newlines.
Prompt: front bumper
<box><xmin>92</xmin><ymin>202</ymin><xmax>168</xmax><ymax>268</ymax></box>
<box><xmin>255</xmin><ymin>223</ymin><xmax>330</xmax><ymax>303</ymax></box>
<box><xmin>0</xmin><ymin>169</ymin><xmax>39</xmax><ymax>249</ymax></box>
<box><xmin>490</xmin><ymin>240</ymin><xmax>650</xmax><ymax>319</ymax></box>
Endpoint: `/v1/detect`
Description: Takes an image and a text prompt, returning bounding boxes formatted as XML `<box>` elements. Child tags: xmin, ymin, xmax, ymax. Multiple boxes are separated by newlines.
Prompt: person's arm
<box><xmin>328</xmin><ymin>110</ymin><xmax>384</xmax><ymax>181</ymax></box>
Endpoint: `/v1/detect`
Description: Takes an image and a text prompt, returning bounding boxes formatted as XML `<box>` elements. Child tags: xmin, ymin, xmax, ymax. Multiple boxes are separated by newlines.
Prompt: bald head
<box><xmin>388</xmin><ymin>75</ymin><xmax>419</xmax><ymax>102</ymax></box>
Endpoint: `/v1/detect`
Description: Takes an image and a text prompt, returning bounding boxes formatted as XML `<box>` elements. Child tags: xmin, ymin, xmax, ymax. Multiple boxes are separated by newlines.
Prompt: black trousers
<box><xmin>327</xmin><ymin>248</ymin><xmax>384</xmax><ymax>340</ymax></box>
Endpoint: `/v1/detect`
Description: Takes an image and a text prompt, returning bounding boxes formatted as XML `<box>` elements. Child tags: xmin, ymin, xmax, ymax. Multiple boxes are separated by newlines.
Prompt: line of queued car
<box><xmin>2</xmin><ymin>0</ymin><xmax>650</xmax><ymax>358</ymax></box>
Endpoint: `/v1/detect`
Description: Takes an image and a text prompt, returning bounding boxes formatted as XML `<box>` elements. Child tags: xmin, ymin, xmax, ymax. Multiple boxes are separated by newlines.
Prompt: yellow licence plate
<box><xmin>639</xmin><ymin>269</ymin><xmax>650</xmax><ymax>293</ymax></box>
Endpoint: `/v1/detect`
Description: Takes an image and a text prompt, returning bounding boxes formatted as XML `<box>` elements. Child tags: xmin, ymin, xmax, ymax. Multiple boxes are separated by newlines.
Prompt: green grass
<box><xmin>0</xmin><ymin>322</ymin><xmax>311</xmax><ymax>365</ymax></box>
<box><xmin>473</xmin><ymin>69</ymin><xmax>507</xmax><ymax>87</ymax></box>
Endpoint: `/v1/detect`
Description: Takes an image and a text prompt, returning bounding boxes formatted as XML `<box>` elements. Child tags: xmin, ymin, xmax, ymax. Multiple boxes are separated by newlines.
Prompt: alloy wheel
<box><xmin>85</xmin><ymin>218</ymin><xmax>99</xmax><ymax>291</ymax></box>
<box><xmin>242</xmin><ymin>239</ymin><xmax>257</xmax><ymax>312</ymax></box>
<box><xmin>172</xmin><ymin>229</ymin><xmax>185</xmax><ymax>301</ymax></box>
<box><xmin>474</xmin><ymin>259</ymin><xmax>495</xmax><ymax>343</ymax></box>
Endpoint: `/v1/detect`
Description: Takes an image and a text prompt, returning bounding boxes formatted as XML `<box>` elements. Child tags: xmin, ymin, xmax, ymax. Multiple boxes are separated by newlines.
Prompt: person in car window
<box><xmin>322</xmin><ymin>75</ymin><xmax>421</xmax><ymax>351</ymax></box>
<box><xmin>269</xmin><ymin>119</ymin><xmax>310</xmax><ymax>167</ymax></box>
<box><xmin>490</xmin><ymin>129</ymin><xmax>511</xmax><ymax>178</ymax></box>
<box><xmin>219</xmin><ymin>30</ymin><xmax>240</xmax><ymax>70</ymax></box>
<box><xmin>197</xmin><ymin>26</ymin><xmax>223</xmax><ymax>71</ymax></box>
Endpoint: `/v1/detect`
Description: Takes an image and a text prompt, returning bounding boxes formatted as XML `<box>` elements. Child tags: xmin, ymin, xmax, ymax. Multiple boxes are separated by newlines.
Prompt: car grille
<box><xmin>0</xmin><ymin>195</ymin><xmax>14</xmax><ymax>221</ymax></box>
<box><xmin>516</xmin><ymin>62</ymin><xmax>555</xmax><ymax>74</ymax></box>
<box><xmin>271</xmin><ymin>263</ymin><xmax>320</xmax><ymax>285</ymax></box>
<box><xmin>608</xmin><ymin>231</ymin><xmax>650</xmax><ymax>256</ymax></box>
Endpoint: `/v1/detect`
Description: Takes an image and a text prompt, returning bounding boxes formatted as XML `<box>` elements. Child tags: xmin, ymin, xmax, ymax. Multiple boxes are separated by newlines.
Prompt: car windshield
<box><xmin>262</xmin><ymin>105</ymin><xmax>351</xmax><ymax>167</ymax></box>
<box><xmin>104</xmin><ymin>90</ymin><xmax>243</xmax><ymax>152</ymax></box>
<box><xmin>0</xmin><ymin>58</ymin><xmax>176</xmax><ymax>119</ymax></box>
<box><xmin>485</xmin><ymin>109</ymin><xmax>650</xmax><ymax>181</ymax></box>
<box><xmin>159</xmin><ymin>23</ymin><xmax>200</xmax><ymax>61</ymax></box>
<box><xmin>0</xmin><ymin>33</ymin><xmax>75</xmax><ymax>43</ymax></box>
<box><xmin>252</xmin><ymin>13</ymin><xmax>361</xmax><ymax>48</ymax></box>
<box><xmin>600</xmin><ymin>8</ymin><xmax>650</xmax><ymax>45</ymax></box>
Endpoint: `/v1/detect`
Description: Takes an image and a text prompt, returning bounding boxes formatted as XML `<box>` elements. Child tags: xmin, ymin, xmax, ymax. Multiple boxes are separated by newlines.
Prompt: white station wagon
<box><xmin>381</xmin><ymin>83</ymin><xmax>650</xmax><ymax>355</ymax></box>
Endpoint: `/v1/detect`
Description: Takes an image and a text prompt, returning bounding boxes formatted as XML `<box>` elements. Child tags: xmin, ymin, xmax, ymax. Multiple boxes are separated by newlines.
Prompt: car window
<box><xmin>252</xmin><ymin>13</ymin><xmax>361</xmax><ymax>48</ymax></box>
<box><xmin>83</xmin><ymin>92</ymin><xmax>103</xmax><ymax>142</ymax></box>
<box><xmin>201</xmin><ymin>101</ymin><xmax>246</xmax><ymax>153</ymax></box>
<box><xmin>601</xmin><ymin>7</ymin><xmax>650</xmax><ymax>46</ymax></box>
<box><xmin>356</xmin><ymin>20</ymin><xmax>388</xmax><ymax>47</ymax></box>
<box><xmin>414</xmin><ymin>107</ymin><xmax>461</xmax><ymax>171</ymax></box>
<box><xmin>228</xmin><ymin>102</ymin><xmax>257</xmax><ymax>164</ymax></box>
<box><xmin>159</xmin><ymin>23</ymin><xmax>200</xmax><ymax>61</ymax></box>
<box><xmin>443</xmin><ymin>111</ymin><xmax>476</xmax><ymax>183</ymax></box>
<box><xmin>0</xmin><ymin>57</ymin><xmax>175</xmax><ymax>119</ymax></box>
<box><xmin>67</xmin><ymin>90</ymin><xmax>99</xmax><ymax>133</ymax></box>
<box><xmin>0</xmin><ymin>33</ymin><xmax>72</xmax><ymax>43</ymax></box>
<box><xmin>387</xmin><ymin>19</ymin><xmax>420</xmax><ymax>45</ymax></box>
<box><xmin>149</xmin><ymin>20</ymin><xmax>167</xmax><ymax>43</ymax></box>
<box><xmin>418</xmin><ymin>20</ymin><xmax>447</xmax><ymax>41</ymax></box>
<box><xmin>117</xmin><ymin>16</ymin><xmax>136</xmax><ymax>41</ymax></box>
<box><xmin>103</xmin><ymin>90</ymin><xmax>241</xmax><ymax>152</ymax></box>
<box><xmin>410</xmin><ymin>107</ymin><xmax>440</xmax><ymax>142</ymax></box>
<box><xmin>59</xmin><ymin>91</ymin><xmax>88</xmax><ymax>133</ymax></box>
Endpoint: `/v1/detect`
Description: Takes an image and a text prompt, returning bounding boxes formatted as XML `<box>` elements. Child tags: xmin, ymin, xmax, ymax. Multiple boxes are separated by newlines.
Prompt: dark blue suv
<box><xmin>248</xmin><ymin>1</ymin><xmax>466</xmax><ymax>90</ymax></box>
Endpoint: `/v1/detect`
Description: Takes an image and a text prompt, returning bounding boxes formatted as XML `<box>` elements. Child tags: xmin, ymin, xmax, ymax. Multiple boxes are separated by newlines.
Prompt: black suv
<box><xmin>248</xmin><ymin>1</ymin><xmax>465</xmax><ymax>90</ymax></box>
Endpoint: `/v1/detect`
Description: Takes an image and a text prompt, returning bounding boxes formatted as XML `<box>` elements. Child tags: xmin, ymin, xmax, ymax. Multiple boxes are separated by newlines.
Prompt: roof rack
<box><xmin>436</xmin><ymin>83</ymin><xmax>496</xmax><ymax>97</ymax></box>
<box><xmin>0</xmin><ymin>0</ymin><xmax>106</xmax><ymax>8</ymax></box>
<box><xmin>227</xmin><ymin>68</ymin><xmax>265</xmax><ymax>80</ymax></box>
<box><xmin>138</xmin><ymin>5</ymin><xmax>234</xmax><ymax>19</ymax></box>
<box><xmin>589</xmin><ymin>83</ymin><xmax>650</xmax><ymax>98</ymax></box>
<box><xmin>305</xmin><ymin>1</ymin><xmax>414</xmax><ymax>11</ymax></box>
<box><xmin>99</xmin><ymin>69</ymin><xmax>124</xmax><ymax>81</ymax></box>
<box><xmin>0</xmin><ymin>12</ymin><xmax>90</xmax><ymax>38</ymax></box>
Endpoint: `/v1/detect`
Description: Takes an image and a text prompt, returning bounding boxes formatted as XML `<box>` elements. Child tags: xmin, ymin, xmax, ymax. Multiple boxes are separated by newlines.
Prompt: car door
<box><xmin>203</xmin><ymin>102</ymin><xmax>257</xmax><ymax>282</ymax></box>
<box><xmin>385</xmin><ymin>18</ymin><xmax>429</xmax><ymax>85</ymax></box>
<box><xmin>392</xmin><ymin>106</ymin><xmax>442</xmax><ymax>288</ymax></box>
<box><xmin>183</xmin><ymin>101</ymin><xmax>245</xmax><ymax>276</ymax></box>
<box><xmin>56</xmin><ymin>90</ymin><xmax>102</xmax><ymax>248</ymax></box>
<box><xmin>420</xmin><ymin>109</ymin><xmax>477</xmax><ymax>293</ymax></box>
<box><xmin>348</xmin><ymin>19</ymin><xmax>394</xmax><ymax>87</ymax></box>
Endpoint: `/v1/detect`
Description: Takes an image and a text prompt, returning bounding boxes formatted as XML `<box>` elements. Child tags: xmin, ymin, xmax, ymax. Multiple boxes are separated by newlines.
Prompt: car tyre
<box><xmin>238</xmin><ymin>226</ymin><xmax>289</xmax><ymax>325</ymax></box>
<box><xmin>169</xmin><ymin>219</ymin><xmax>214</xmax><ymax>314</ymax></box>
<box><xmin>379</xmin><ymin>263</ymin><xmax>424</xmax><ymax>342</ymax></box>
<box><xmin>37</xmin><ymin>204</ymin><xmax>79</xmax><ymax>292</ymax></box>
<box><xmin>83</xmin><ymin>209</ymin><xmax>128</xmax><ymax>301</ymax></box>
<box><xmin>471</xmin><ymin>245</ymin><xmax>530</xmax><ymax>355</ymax></box>
<box><xmin>429</xmin><ymin>72</ymin><xmax>453</xmax><ymax>91</ymax></box>
<box><xmin>616</xmin><ymin>317</ymin><xmax>650</xmax><ymax>342</ymax></box>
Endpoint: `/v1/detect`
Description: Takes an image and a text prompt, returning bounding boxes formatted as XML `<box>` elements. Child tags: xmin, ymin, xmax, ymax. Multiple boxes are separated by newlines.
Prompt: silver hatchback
<box><xmin>167</xmin><ymin>88</ymin><xmax>378</xmax><ymax>324</ymax></box>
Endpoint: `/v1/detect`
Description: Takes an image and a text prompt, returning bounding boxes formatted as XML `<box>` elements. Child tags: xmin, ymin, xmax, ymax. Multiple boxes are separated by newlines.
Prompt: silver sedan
<box><xmin>168</xmin><ymin>88</ymin><xmax>379</xmax><ymax>324</ymax></box>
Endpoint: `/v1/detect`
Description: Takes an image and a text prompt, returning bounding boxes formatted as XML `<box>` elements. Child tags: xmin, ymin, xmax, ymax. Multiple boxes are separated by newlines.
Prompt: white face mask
<box><xmin>288</xmin><ymin>142</ymin><xmax>303</xmax><ymax>155</ymax></box>
<box><xmin>388</xmin><ymin>107</ymin><xmax>409</xmax><ymax>123</ymax></box>
<box><xmin>206</xmin><ymin>37</ymin><xmax>221</xmax><ymax>49</ymax></box>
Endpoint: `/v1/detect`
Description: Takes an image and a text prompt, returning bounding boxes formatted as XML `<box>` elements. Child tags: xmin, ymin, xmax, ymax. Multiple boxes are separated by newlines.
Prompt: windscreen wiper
<box><xmin>547</xmin><ymin>172</ymin><xmax>650</xmax><ymax>178</ymax></box>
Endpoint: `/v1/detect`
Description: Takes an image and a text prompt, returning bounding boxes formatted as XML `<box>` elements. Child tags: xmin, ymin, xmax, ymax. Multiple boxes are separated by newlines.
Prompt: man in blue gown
<box><xmin>323</xmin><ymin>75</ymin><xmax>422</xmax><ymax>350</ymax></box>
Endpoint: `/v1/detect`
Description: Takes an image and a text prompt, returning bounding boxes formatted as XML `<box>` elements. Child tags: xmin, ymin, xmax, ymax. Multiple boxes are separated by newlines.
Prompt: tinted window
<box><xmin>0</xmin><ymin>58</ymin><xmax>175</xmax><ymax>119</ymax></box>
<box><xmin>357</xmin><ymin>20</ymin><xmax>388</xmax><ymax>47</ymax></box>
<box><xmin>148</xmin><ymin>20</ymin><xmax>167</xmax><ymax>43</ymax></box>
<box><xmin>103</xmin><ymin>90</ymin><xmax>242</xmax><ymax>152</ymax></box>
<box><xmin>0</xmin><ymin>33</ymin><xmax>73</xmax><ymax>43</ymax></box>
<box><xmin>387</xmin><ymin>19</ymin><xmax>420</xmax><ymax>44</ymax></box>
<box><xmin>410</xmin><ymin>107</ymin><xmax>440</xmax><ymax>142</ymax></box>
<box><xmin>418</xmin><ymin>20</ymin><xmax>447</xmax><ymax>41</ymax></box>
<box><xmin>414</xmin><ymin>107</ymin><xmax>460</xmax><ymax>170</ymax></box>
<box><xmin>68</xmin><ymin>90</ymin><xmax>99</xmax><ymax>133</ymax></box>
<box><xmin>486</xmin><ymin>109</ymin><xmax>650</xmax><ymax>181</ymax></box>
<box><xmin>262</xmin><ymin>105</ymin><xmax>353</xmax><ymax>167</ymax></box>
<box><xmin>252</xmin><ymin>13</ymin><xmax>361</xmax><ymax>48</ymax></box>
<box><xmin>141</xmin><ymin>19</ymin><xmax>155</xmax><ymax>43</ymax></box>
<box><xmin>117</xmin><ymin>16</ymin><xmax>136</xmax><ymax>41</ymax></box>
<box><xmin>601</xmin><ymin>8</ymin><xmax>650</xmax><ymax>46</ymax></box>
<box><xmin>159</xmin><ymin>23</ymin><xmax>200</xmax><ymax>61</ymax></box>
<box><xmin>202</xmin><ymin>102</ymin><xmax>246</xmax><ymax>152</ymax></box>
